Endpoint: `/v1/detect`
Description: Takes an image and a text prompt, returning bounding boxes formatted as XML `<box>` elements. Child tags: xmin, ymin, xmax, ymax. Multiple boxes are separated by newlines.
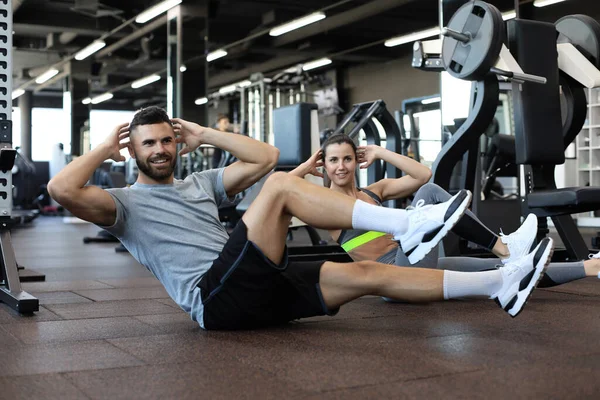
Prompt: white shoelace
<box><xmin>406</xmin><ymin>199</ymin><xmax>426</xmax><ymax>211</ymax></box>
<box><xmin>499</xmin><ymin>228</ymin><xmax>527</xmax><ymax>261</ymax></box>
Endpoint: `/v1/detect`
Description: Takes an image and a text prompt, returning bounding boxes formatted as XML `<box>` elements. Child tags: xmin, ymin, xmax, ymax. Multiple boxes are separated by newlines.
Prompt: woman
<box><xmin>291</xmin><ymin>134</ymin><xmax>600</xmax><ymax>290</ymax></box>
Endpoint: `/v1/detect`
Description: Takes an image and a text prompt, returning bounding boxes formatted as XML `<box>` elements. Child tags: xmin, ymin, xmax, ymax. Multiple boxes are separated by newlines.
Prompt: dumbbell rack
<box><xmin>0</xmin><ymin>0</ymin><xmax>38</xmax><ymax>314</ymax></box>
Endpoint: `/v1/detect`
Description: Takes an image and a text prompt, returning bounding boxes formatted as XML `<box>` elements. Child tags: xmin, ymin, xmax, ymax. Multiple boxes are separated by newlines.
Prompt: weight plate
<box><xmin>442</xmin><ymin>0</ymin><xmax>505</xmax><ymax>81</ymax></box>
<box><xmin>556</xmin><ymin>15</ymin><xmax>600</xmax><ymax>69</ymax></box>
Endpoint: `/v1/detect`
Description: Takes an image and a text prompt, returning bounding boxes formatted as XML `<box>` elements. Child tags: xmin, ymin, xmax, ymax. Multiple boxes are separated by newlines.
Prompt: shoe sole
<box><xmin>406</xmin><ymin>190</ymin><xmax>472</xmax><ymax>264</ymax></box>
<box><xmin>507</xmin><ymin>237</ymin><xmax>554</xmax><ymax>318</ymax></box>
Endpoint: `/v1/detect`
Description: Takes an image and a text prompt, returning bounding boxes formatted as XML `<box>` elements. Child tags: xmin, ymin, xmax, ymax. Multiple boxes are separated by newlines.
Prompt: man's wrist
<box><xmin>97</xmin><ymin>142</ymin><xmax>115</xmax><ymax>157</ymax></box>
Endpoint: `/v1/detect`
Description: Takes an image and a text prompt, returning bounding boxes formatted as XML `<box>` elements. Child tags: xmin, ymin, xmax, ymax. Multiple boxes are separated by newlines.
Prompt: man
<box><xmin>48</xmin><ymin>106</ymin><xmax>553</xmax><ymax>330</ymax></box>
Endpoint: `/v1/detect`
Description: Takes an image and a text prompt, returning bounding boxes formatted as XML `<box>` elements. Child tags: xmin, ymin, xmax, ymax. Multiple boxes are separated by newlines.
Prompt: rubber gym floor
<box><xmin>1</xmin><ymin>216</ymin><xmax>600</xmax><ymax>399</ymax></box>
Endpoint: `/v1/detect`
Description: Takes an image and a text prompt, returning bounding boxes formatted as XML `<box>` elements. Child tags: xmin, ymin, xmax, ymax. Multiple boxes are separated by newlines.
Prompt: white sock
<box><xmin>443</xmin><ymin>270</ymin><xmax>503</xmax><ymax>300</ymax></box>
<box><xmin>351</xmin><ymin>200</ymin><xmax>409</xmax><ymax>237</ymax></box>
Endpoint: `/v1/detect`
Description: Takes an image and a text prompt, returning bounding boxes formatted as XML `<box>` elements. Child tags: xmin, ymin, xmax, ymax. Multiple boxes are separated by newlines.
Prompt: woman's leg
<box><xmin>412</xmin><ymin>183</ymin><xmax>497</xmax><ymax>250</ymax></box>
<box><xmin>411</xmin><ymin>183</ymin><xmax>538</xmax><ymax>262</ymax></box>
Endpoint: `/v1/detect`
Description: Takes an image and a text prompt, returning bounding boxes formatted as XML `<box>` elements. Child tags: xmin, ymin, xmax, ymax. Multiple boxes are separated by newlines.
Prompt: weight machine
<box><xmin>0</xmin><ymin>0</ymin><xmax>39</xmax><ymax>314</ymax></box>
<box><xmin>413</xmin><ymin>0</ymin><xmax>600</xmax><ymax>260</ymax></box>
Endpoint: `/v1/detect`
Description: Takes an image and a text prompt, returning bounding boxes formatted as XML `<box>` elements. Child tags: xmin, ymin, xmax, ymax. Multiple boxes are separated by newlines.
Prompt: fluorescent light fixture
<box><xmin>135</xmin><ymin>0</ymin><xmax>182</xmax><ymax>24</ymax></box>
<box><xmin>384</xmin><ymin>27</ymin><xmax>441</xmax><ymax>47</ymax></box>
<box><xmin>302</xmin><ymin>58</ymin><xmax>332</xmax><ymax>71</ymax></box>
<box><xmin>207</xmin><ymin>49</ymin><xmax>228</xmax><ymax>62</ymax></box>
<box><xmin>90</xmin><ymin>93</ymin><xmax>113</xmax><ymax>104</ymax></box>
<box><xmin>131</xmin><ymin>74</ymin><xmax>161</xmax><ymax>89</ymax></box>
<box><xmin>179</xmin><ymin>65</ymin><xmax>187</xmax><ymax>72</ymax></box>
<box><xmin>534</xmin><ymin>0</ymin><xmax>568</xmax><ymax>7</ymax></box>
<box><xmin>269</xmin><ymin>12</ymin><xmax>326</xmax><ymax>37</ymax></box>
<box><xmin>11</xmin><ymin>89</ymin><xmax>25</xmax><ymax>100</ymax></box>
<box><xmin>421</xmin><ymin>96</ymin><xmax>441</xmax><ymax>104</ymax></box>
<box><xmin>195</xmin><ymin>97</ymin><xmax>208</xmax><ymax>105</ymax></box>
<box><xmin>236</xmin><ymin>80</ymin><xmax>252</xmax><ymax>88</ymax></box>
<box><xmin>82</xmin><ymin>97</ymin><xmax>92</xmax><ymax>105</ymax></box>
<box><xmin>285</xmin><ymin>66</ymin><xmax>299</xmax><ymax>73</ymax></box>
<box><xmin>74</xmin><ymin>40</ymin><xmax>106</xmax><ymax>61</ymax></box>
<box><xmin>502</xmin><ymin>11</ymin><xmax>516</xmax><ymax>20</ymax></box>
<box><xmin>35</xmin><ymin>68</ymin><xmax>59</xmax><ymax>84</ymax></box>
<box><xmin>218</xmin><ymin>84</ymin><xmax>238</xmax><ymax>94</ymax></box>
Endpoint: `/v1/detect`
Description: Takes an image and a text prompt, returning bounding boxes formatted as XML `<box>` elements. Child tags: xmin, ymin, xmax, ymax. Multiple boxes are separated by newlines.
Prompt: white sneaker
<box><xmin>500</xmin><ymin>213</ymin><xmax>538</xmax><ymax>265</ymax></box>
<box><xmin>493</xmin><ymin>237</ymin><xmax>554</xmax><ymax>317</ymax></box>
<box><xmin>396</xmin><ymin>189</ymin><xmax>472</xmax><ymax>264</ymax></box>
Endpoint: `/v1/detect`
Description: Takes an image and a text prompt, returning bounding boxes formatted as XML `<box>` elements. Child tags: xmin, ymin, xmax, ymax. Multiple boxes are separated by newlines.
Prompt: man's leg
<box><xmin>242</xmin><ymin>172</ymin><xmax>470</xmax><ymax>264</ymax></box>
<box><xmin>242</xmin><ymin>172</ymin><xmax>355</xmax><ymax>264</ymax></box>
<box><xmin>319</xmin><ymin>238</ymin><xmax>554</xmax><ymax>317</ymax></box>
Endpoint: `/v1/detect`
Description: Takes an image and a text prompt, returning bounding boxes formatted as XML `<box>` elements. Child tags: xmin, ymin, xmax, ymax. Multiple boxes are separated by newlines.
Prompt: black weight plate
<box><xmin>556</xmin><ymin>15</ymin><xmax>600</xmax><ymax>69</ymax></box>
<box><xmin>559</xmin><ymin>72</ymin><xmax>588</xmax><ymax>148</ymax></box>
<box><xmin>442</xmin><ymin>0</ymin><xmax>505</xmax><ymax>81</ymax></box>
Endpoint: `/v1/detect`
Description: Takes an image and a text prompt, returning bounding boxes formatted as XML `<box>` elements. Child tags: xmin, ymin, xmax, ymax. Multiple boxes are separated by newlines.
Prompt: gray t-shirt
<box><xmin>101</xmin><ymin>168</ymin><xmax>231</xmax><ymax>329</ymax></box>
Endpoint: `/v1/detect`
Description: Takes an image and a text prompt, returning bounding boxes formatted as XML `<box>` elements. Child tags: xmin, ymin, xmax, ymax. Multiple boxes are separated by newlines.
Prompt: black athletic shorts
<box><xmin>198</xmin><ymin>220</ymin><xmax>338</xmax><ymax>330</ymax></box>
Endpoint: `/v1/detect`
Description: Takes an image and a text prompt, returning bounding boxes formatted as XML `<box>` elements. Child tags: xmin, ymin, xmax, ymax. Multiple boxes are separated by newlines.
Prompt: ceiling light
<box><xmin>195</xmin><ymin>97</ymin><xmax>208</xmax><ymax>105</ymax></box>
<box><xmin>421</xmin><ymin>96</ymin><xmax>441</xmax><ymax>104</ymax></box>
<box><xmin>502</xmin><ymin>11</ymin><xmax>516</xmax><ymax>21</ymax></box>
<box><xmin>269</xmin><ymin>12</ymin><xmax>326</xmax><ymax>37</ymax></box>
<box><xmin>35</xmin><ymin>69</ymin><xmax>59</xmax><ymax>84</ymax></box>
<box><xmin>11</xmin><ymin>89</ymin><xmax>25</xmax><ymax>100</ymax></box>
<box><xmin>302</xmin><ymin>58</ymin><xmax>332</xmax><ymax>71</ymax></box>
<box><xmin>218</xmin><ymin>84</ymin><xmax>237</xmax><ymax>94</ymax></box>
<box><xmin>82</xmin><ymin>97</ymin><xmax>92</xmax><ymax>105</ymax></box>
<box><xmin>384</xmin><ymin>27</ymin><xmax>441</xmax><ymax>47</ymax></box>
<box><xmin>131</xmin><ymin>74</ymin><xmax>161</xmax><ymax>89</ymax></box>
<box><xmin>236</xmin><ymin>80</ymin><xmax>252</xmax><ymax>88</ymax></box>
<box><xmin>207</xmin><ymin>49</ymin><xmax>227</xmax><ymax>62</ymax></box>
<box><xmin>534</xmin><ymin>0</ymin><xmax>568</xmax><ymax>7</ymax></box>
<box><xmin>74</xmin><ymin>40</ymin><xmax>106</xmax><ymax>61</ymax></box>
<box><xmin>179</xmin><ymin>65</ymin><xmax>187</xmax><ymax>72</ymax></box>
<box><xmin>135</xmin><ymin>0</ymin><xmax>182</xmax><ymax>24</ymax></box>
<box><xmin>91</xmin><ymin>93</ymin><xmax>113</xmax><ymax>104</ymax></box>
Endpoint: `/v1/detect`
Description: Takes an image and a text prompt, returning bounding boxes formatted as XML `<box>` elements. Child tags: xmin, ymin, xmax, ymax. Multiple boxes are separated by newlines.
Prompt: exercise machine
<box><xmin>0</xmin><ymin>0</ymin><xmax>39</xmax><ymax>314</ymax></box>
<box><xmin>414</xmin><ymin>0</ymin><xmax>600</xmax><ymax>260</ymax></box>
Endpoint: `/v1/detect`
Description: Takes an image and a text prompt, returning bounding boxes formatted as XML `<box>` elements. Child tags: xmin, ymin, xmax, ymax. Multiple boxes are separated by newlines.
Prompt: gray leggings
<box><xmin>393</xmin><ymin>184</ymin><xmax>586</xmax><ymax>288</ymax></box>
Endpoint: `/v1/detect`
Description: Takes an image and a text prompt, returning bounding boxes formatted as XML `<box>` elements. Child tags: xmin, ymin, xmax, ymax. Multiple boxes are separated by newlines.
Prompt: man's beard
<box><xmin>135</xmin><ymin>153</ymin><xmax>177</xmax><ymax>181</ymax></box>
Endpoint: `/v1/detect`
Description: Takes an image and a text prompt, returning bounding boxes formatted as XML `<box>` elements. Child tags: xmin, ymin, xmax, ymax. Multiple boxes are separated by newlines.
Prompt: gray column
<box><xmin>168</xmin><ymin>4</ymin><xmax>208</xmax><ymax>178</ymax></box>
<box><xmin>18</xmin><ymin>90</ymin><xmax>32</xmax><ymax>159</ymax></box>
<box><xmin>67</xmin><ymin>60</ymin><xmax>90</xmax><ymax>156</ymax></box>
<box><xmin>167</xmin><ymin>4</ymin><xmax>208</xmax><ymax>124</ymax></box>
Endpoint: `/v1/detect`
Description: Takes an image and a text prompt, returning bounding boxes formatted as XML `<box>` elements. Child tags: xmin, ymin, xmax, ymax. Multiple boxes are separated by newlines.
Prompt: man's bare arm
<box><xmin>47</xmin><ymin>123</ymin><xmax>129</xmax><ymax>226</ymax></box>
<box><xmin>172</xmin><ymin>119</ymin><xmax>279</xmax><ymax>196</ymax></box>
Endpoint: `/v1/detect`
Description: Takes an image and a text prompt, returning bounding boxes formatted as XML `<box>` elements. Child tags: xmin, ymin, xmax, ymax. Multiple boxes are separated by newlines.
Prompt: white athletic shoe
<box><xmin>396</xmin><ymin>189</ymin><xmax>472</xmax><ymax>264</ymax></box>
<box><xmin>500</xmin><ymin>213</ymin><xmax>538</xmax><ymax>265</ymax></box>
<box><xmin>493</xmin><ymin>237</ymin><xmax>554</xmax><ymax>317</ymax></box>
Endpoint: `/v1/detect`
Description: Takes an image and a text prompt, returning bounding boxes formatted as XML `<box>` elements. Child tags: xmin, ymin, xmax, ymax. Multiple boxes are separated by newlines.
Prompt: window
<box><xmin>90</xmin><ymin>110</ymin><xmax>136</xmax><ymax>159</ymax></box>
<box><xmin>31</xmin><ymin>108</ymin><xmax>71</xmax><ymax>161</ymax></box>
<box><xmin>412</xmin><ymin>109</ymin><xmax>442</xmax><ymax>166</ymax></box>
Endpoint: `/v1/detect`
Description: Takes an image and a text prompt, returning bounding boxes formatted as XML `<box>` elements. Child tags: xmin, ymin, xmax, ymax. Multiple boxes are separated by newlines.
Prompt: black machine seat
<box><xmin>527</xmin><ymin>187</ymin><xmax>600</xmax><ymax>214</ymax></box>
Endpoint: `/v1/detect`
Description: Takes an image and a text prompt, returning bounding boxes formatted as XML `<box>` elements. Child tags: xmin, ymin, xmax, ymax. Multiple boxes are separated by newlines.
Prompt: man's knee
<box><xmin>321</xmin><ymin>260</ymin><xmax>378</xmax><ymax>288</ymax></box>
<box><xmin>264</xmin><ymin>171</ymin><xmax>291</xmax><ymax>191</ymax></box>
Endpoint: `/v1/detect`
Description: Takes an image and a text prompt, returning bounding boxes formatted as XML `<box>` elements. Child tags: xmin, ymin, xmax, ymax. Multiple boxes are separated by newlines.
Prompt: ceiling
<box><xmin>10</xmin><ymin>0</ymin><xmax>597</xmax><ymax>110</ymax></box>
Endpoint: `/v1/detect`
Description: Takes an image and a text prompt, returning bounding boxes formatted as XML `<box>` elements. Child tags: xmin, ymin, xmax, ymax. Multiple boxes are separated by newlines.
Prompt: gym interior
<box><xmin>2</xmin><ymin>0</ymin><xmax>600</xmax><ymax>398</ymax></box>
